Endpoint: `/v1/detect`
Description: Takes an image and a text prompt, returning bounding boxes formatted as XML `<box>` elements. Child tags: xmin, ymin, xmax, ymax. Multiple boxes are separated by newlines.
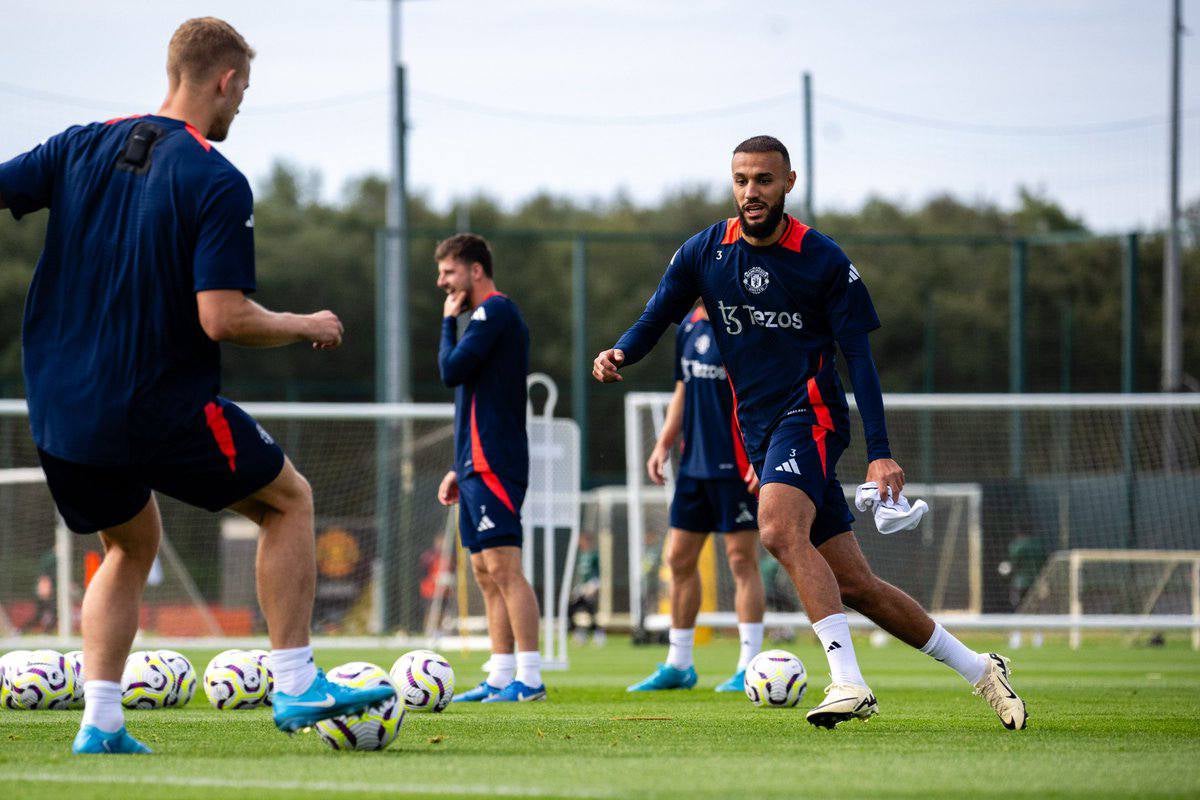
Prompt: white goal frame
<box><xmin>624</xmin><ymin>391</ymin><xmax>1200</xmax><ymax>647</ymax></box>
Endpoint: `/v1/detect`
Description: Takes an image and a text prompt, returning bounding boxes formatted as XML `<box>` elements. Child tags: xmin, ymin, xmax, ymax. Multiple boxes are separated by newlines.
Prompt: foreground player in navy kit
<box><xmin>434</xmin><ymin>234</ymin><xmax>545</xmax><ymax>703</ymax></box>
<box><xmin>595</xmin><ymin>136</ymin><xmax>1026</xmax><ymax>730</ymax></box>
<box><xmin>628</xmin><ymin>304</ymin><xmax>765</xmax><ymax>694</ymax></box>
<box><xmin>0</xmin><ymin>18</ymin><xmax>392</xmax><ymax>753</ymax></box>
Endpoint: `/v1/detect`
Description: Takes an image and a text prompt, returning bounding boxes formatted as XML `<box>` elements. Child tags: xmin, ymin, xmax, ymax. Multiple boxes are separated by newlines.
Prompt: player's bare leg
<box><xmin>819</xmin><ymin>532</ymin><xmax>1026</xmax><ymax>729</ymax></box>
<box><xmin>464</xmin><ymin>552</ymin><xmax>519</xmax><ymax>695</ymax></box>
<box><xmin>479</xmin><ymin>546</ymin><xmax>546</xmax><ymax>700</ymax></box>
<box><xmin>628</xmin><ymin>529</ymin><xmax>706</xmax><ymax>691</ymax></box>
<box><xmin>229</xmin><ymin>458</ymin><xmax>316</xmax><ymax>650</ymax></box>
<box><xmin>757</xmin><ymin>483</ymin><xmax>876</xmax><ymax>728</ymax></box>
<box><xmin>719</xmin><ymin>531</ymin><xmax>765</xmax><ymax>690</ymax></box>
<box><xmin>73</xmin><ymin>497</ymin><xmax>161</xmax><ymax>751</ymax></box>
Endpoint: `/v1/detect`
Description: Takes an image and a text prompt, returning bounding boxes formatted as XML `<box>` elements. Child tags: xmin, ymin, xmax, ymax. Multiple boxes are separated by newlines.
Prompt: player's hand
<box><xmin>646</xmin><ymin>443</ymin><xmax>670</xmax><ymax>485</ymax></box>
<box><xmin>866</xmin><ymin>458</ymin><xmax>904</xmax><ymax>502</ymax></box>
<box><xmin>744</xmin><ymin>464</ymin><xmax>760</xmax><ymax>495</ymax></box>
<box><xmin>443</xmin><ymin>290</ymin><xmax>468</xmax><ymax>319</ymax></box>
<box><xmin>306</xmin><ymin>310</ymin><xmax>344</xmax><ymax>350</ymax></box>
<box><xmin>437</xmin><ymin>470</ymin><xmax>459</xmax><ymax>506</ymax></box>
<box><xmin>592</xmin><ymin>348</ymin><xmax>625</xmax><ymax>383</ymax></box>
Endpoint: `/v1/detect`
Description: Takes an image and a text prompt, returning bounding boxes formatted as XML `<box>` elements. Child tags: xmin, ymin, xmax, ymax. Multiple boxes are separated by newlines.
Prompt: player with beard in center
<box><xmin>594</xmin><ymin>136</ymin><xmax>1026</xmax><ymax>730</ymax></box>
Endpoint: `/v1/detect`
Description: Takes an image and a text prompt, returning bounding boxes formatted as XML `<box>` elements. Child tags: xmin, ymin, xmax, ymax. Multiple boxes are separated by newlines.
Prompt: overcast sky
<box><xmin>2</xmin><ymin>0</ymin><xmax>1196</xmax><ymax>232</ymax></box>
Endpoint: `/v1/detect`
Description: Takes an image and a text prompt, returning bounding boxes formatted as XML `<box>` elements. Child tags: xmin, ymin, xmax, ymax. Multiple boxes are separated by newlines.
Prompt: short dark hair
<box><xmin>434</xmin><ymin>233</ymin><xmax>493</xmax><ymax>277</ymax></box>
<box><xmin>733</xmin><ymin>135</ymin><xmax>791</xmax><ymax>170</ymax></box>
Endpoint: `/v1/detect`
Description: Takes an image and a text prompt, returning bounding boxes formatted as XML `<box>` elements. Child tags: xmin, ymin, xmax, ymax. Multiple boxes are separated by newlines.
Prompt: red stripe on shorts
<box><xmin>805</xmin><ymin>357</ymin><xmax>835</xmax><ymax>478</ymax></box>
<box><xmin>204</xmin><ymin>401</ymin><xmax>238</xmax><ymax>473</ymax></box>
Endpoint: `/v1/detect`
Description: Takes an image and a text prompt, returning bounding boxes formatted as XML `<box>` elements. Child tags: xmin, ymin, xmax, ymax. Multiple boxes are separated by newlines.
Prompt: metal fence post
<box><xmin>1009</xmin><ymin>240</ymin><xmax>1027</xmax><ymax>477</ymax></box>
<box><xmin>572</xmin><ymin>237</ymin><xmax>590</xmax><ymax>488</ymax></box>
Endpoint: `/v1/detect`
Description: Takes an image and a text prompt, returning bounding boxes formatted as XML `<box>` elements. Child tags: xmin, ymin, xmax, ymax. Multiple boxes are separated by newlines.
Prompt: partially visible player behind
<box><xmin>434</xmin><ymin>234</ymin><xmax>545</xmax><ymax>703</ymax></box>
<box><xmin>594</xmin><ymin>136</ymin><xmax>1025</xmax><ymax>730</ymax></box>
<box><xmin>0</xmin><ymin>17</ymin><xmax>393</xmax><ymax>754</ymax></box>
<box><xmin>628</xmin><ymin>303</ymin><xmax>765</xmax><ymax>694</ymax></box>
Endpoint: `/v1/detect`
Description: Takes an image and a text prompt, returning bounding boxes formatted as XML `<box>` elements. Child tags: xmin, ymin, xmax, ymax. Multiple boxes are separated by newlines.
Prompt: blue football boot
<box><xmin>453</xmin><ymin>681</ymin><xmax>504</xmax><ymax>702</ymax></box>
<box><xmin>71</xmin><ymin>725</ymin><xmax>152</xmax><ymax>755</ymax></box>
<box><xmin>481</xmin><ymin>679</ymin><xmax>546</xmax><ymax>702</ymax></box>
<box><xmin>272</xmin><ymin>668</ymin><xmax>395</xmax><ymax>733</ymax></box>
<box><xmin>626</xmin><ymin>663</ymin><xmax>698</xmax><ymax>692</ymax></box>
<box><xmin>714</xmin><ymin>669</ymin><xmax>746</xmax><ymax>693</ymax></box>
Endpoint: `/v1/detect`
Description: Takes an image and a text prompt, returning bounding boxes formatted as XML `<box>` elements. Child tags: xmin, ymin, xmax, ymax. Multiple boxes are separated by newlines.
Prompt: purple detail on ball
<box><xmin>767</xmin><ymin>657</ymin><xmax>792</xmax><ymax>663</ymax></box>
<box><xmin>423</xmin><ymin>660</ymin><xmax>446</xmax><ymax>695</ymax></box>
<box><xmin>334</xmin><ymin>717</ymin><xmax>358</xmax><ymax>748</ymax></box>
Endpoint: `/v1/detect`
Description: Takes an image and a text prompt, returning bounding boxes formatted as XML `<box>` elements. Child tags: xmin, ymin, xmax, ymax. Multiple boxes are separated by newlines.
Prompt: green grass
<box><xmin>2</xmin><ymin>634</ymin><xmax>1199</xmax><ymax>799</ymax></box>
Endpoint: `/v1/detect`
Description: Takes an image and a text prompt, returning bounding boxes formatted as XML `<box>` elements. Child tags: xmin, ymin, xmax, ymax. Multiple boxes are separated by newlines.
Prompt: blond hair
<box><xmin>167</xmin><ymin>17</ymin><xmax>255</xmax><ymax>85</ymax></box>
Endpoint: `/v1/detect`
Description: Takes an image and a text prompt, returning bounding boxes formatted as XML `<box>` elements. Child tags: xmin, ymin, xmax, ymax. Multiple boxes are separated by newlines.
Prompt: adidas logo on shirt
<box><xmin>774</xmin><ymin>458</ymin><xmax>802</xmax><ymax>475</ymax></box>
<box><xmin>848</xmin><ymin>263</ymin><xmax>860</xmax><ymax>283</ymax></box>
<box><xmin>472</xmin><ymin>305</ymin><xmax>488</xmax><ymax>322</ymax></box>
<box><xmin>477</xmin><ymin>515</ymin><xmax>496</xmax><ymax>532</ymax></box>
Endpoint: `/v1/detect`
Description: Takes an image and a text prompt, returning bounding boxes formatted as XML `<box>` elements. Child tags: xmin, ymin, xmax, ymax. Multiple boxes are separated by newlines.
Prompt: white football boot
<box><xmin>805</xmin><ymin>682</ymin><xmax>878</xmax><ymax>729</ymax></box>
<box><xmin>973</xmin><ymin>653</ymin><xmax>1027</xmax><ymax>730</ymax></box>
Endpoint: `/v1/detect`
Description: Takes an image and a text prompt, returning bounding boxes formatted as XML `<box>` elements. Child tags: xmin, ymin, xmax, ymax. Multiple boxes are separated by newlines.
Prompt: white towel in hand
<box><xmin>854</xmin><ymin>482</ymin><xmax>929</xmax><ymax>535</ymax></box>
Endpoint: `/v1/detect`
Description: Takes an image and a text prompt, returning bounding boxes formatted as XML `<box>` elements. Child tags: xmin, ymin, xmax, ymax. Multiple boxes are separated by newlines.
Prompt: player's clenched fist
<box><xmin>592</xmin><ymin>348</ymin><xmax>625</xmax><ymax>383</ymax></box>
<box><xmin>306</xmin><ymin>310</ymin><xmax>344</xmax><ymax>350</ymax></box>
<box><xmin>437</xmin><ymin>470</ymin><xmax>459</xmax><ymax>506</ymax></box>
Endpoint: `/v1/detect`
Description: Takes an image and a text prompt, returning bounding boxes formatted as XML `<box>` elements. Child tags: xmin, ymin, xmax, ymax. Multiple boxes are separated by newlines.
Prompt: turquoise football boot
<box><xmin>714</xmin><ymin>669</ymin><xmax>746</xmax><ymax>693</ymax></box>
<box><xmin>481</xmin><ymin>679</ymin><xmax>546</xmax><ymax>702</ymax></box>
<box><xmin>453</xmin><ymin>681</ymin><xmax>504</xmax><ymax>702</ymax></box>
<box><xmin>71</xmin><ymin>725</ymin><xmax>152</xmax><ymax>755</ymax></box>
<box><xmin>272</xmin><ymin>668</ymin><xmax>395</xmax><ymax>733</ymax></box>
<box><xmin>626</xmin><ymin>663</ymin><xmax>698</xmax><ymax>692</ymax></box>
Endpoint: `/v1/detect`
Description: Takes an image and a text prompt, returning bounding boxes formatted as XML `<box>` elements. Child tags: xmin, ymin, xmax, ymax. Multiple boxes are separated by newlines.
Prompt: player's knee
<box><xmin>725</xmin><ymin>546</ymin><xmax>757</xmax><ymax>578</ymax></box>
<box><xmin>837</xmin><ymin>570</ymin><xmax>880</xmax><ymax>609</ymax></box>
<box><xmin>758</xmin><ymin>521</ymin><xmax>800</xmax><ymax>562</ymax></box>
<box><xmin>471</xmin><ymin>561</ymin><xmax>495</xmax><ymax>591</ymax></box>
<box><xmin>666</xmin><ymin>548</ymin><xmax>699</xmax><ymax>579</ymax></box>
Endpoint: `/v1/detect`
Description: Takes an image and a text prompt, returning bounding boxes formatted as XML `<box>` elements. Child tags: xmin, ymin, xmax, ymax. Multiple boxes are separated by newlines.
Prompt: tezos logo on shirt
<box><xmin>742</xmin><ymin>265</ymin><xmax>770</xmax><ymax>294</ymax></box>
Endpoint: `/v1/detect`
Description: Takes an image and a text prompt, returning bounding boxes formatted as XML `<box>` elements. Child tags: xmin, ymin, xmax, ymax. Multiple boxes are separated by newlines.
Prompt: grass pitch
<box><xmin>1</xmin><ymin>633</ymin><xmax>1198</xmax><ymax>799</ymax></box>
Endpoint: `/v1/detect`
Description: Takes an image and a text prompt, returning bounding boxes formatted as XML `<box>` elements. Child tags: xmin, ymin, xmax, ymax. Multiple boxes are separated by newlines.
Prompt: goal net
<box><xmin>0</xmin><ymin>384</ymin><xmax>580</xmax><ymax>666</ymax></box>
<box><xmin>623</xmin><ymin>392</ymin><xmax>1200</xmax><ymax>645</ymax></box>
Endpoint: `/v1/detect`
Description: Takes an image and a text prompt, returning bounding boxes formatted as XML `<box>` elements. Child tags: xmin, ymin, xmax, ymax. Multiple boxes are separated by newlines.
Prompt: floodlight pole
<box><xmin>386</xmin><ymin>0</ymin><xmax>411</xmax><ymax>405</ymax></box>
<box><xmin>1162</xmin><ymin>0</ymin><xmax>1183</xmax><ymax>392</ymax></box>
<box><xmin>802</xmin><ymin>72</ymin><xmax>815</xmax><ymax>223</ymax></box>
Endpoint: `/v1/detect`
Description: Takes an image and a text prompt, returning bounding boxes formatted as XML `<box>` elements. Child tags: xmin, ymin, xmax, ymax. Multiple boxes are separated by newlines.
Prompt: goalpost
<box><xmin>0</xmin><ymin>378</ymin><xmax>580</xmax><ymax>668</ymax></box>
<box><xmin>624</xmin><ymin>392</ymin><xmax>1200</xmax><ymax>648</ymax></box>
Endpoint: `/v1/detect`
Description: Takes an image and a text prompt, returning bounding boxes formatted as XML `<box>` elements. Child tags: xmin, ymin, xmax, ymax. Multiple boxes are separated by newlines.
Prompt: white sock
<box><xmin>81</xmin><ymin>680</ymin><xmax>124</xmax><ymax>733</ymax></box>
<box><xmin>920</xmin><ymin>623</ymin><xmax>989</xmax><ymax>684</ymax></box>
<box><xmin>666</xmin><ymin>627</ymin><xmax>695</xmax><ymax>670</ymax></box>
<box><xmin>812</xmin><ymin>613</ymin><xmax>867</xmax><ymax>687</ymax></box>
<box><xmin>270</xmin><ymin>645</ymin><xmax>317</xmax><ymax>696</ymax></box>
<box><xmin>487</xmin><ymin>652</ymin><xmax>515</xmax><ymax>688</ymax></box>
<box><xmin>515</xmin><ymin>651</ymin><xmax>542</xmax><ymax>687</ymax></box>
<box><xmin>737</xmin><ymin>622</ymin><xmax>764</xmax><ymax>670</ymax></box>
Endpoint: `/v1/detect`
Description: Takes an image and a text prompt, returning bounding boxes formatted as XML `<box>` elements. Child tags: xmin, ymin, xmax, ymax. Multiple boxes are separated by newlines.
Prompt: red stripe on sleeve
<box><xmin>104</xmin><ymin>114</ymin><xmax>147</xmax><ymax>126</ymax></box>
<box><xmin>470</xmin><ymin>396</ymin><xmax>516</xmax><ymax>514</ymax></box>
<box><xmin>204</xmin><ymin>401</ymin><xmax>238</xmax><ymax>473</ymax></box>
<box><xmin>184</xmin><ymin>123</ymin><xmax>213</xmax><ymax>152</ymax></box>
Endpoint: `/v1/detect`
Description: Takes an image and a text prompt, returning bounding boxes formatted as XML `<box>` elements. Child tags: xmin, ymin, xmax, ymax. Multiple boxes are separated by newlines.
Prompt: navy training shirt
<box><xmin>438</xmin><ymin>292</ymin><xmax>530</xmax><ymax>486</ymax></box>
<box><xmin>674</xmin><ymin>309</ymin><xmax>749</xmax><ymax>480</ymax></box>
<box><xmin>615</xmin><ymin>216</ymin><xmax>887</xmax><ymax>466</ymax></box>
<box><xmin>0</xmin><ymin>115</ymin><xmax>257</xmax><ymax>465</ymax></box>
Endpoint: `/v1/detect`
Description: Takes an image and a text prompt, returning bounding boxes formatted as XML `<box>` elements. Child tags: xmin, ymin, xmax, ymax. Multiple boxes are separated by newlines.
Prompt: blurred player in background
<box><xmin>627</xmin><ymin>303</ymin><xmax>764</xmax><ymax>694</ymax></box>
<box><xmin>0</xmin><ymin>17</ymin><xmax>393</xmax><ymax>754</ymax></box>
<box><xmin>595</xmin><ymin>136</ymin><xmax>1026</xmax><ymax>730</ymax></box>
<box><xmin>434</xmin><ymin>234</ymin><xmax>545</xmax><ymax>703</ymax></box>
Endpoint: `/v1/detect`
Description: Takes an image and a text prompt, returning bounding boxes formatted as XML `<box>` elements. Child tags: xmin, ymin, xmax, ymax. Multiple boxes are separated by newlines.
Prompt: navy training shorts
<box><xmin>457</xmin><ymin>472</ymin><xmax>525</xmax><ymax>553</ymax></box>
<box><xmin>37</xmin><ymin>397</ymin><xmax>285</xmax><ymax>534</ymax></box>
<box><xmin>754</xmin><ymin>414</ymin><xmax>855</xmax><ymax>547</ymax></box>
<box><xmin>669</xmin><ymin>474</ymin><xmax>758</xmax><ymax>534</ymax></box>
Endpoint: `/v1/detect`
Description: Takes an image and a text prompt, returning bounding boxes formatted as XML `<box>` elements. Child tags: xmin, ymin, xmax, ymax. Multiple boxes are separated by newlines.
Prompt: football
<box><xmin>389</xmin><ymin>649</ymin><xmax>455</xmax><ymax>712</ymax></box>
<box><xmin>203</xmin><ymin>649</ymin><xmax>268</xmax><ymax>709</ymax></box>
<box><xmin>315</xmin><ymin>662</ymin><xmax>404</xmax><ymax>751</ymax></box>
<box><xmin>0</xmin><ymin>649</ymin><xmax>32</xmax><ymax>709</ymax></box>
<box><xmin>247</xmin><ymin>648</ymin><xmax>273</xmax><ymax>706</ymax></box>
<box><xmin>63</xmin><ymin>650</ymin><xmax>85</xmax><ymax>709</ymax></box>
<box><xmin>744</xmin><ymin>649</ymin><xmax>807</xmax><ymax>708</ymax></box>
<box><xmin>155</xmin><ymin>649</ymin><xmax>197</xmax><ymax>708</ymax></box>
<box><xmin>122</xmin><ymin>650</ymin><xmax>178</xmax><ymax>709</ymax></box>
<box><xmin>5</xmin><ymin>649</ymin><xmax>75</xmax><ymax>710</ymax></box>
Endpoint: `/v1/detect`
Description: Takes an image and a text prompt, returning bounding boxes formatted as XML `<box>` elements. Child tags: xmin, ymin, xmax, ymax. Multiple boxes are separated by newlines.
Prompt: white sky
<box><xmin>2</xmin><ymin>0</ymin><xmax>1197</xmax><ymax>232</ymax></box>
